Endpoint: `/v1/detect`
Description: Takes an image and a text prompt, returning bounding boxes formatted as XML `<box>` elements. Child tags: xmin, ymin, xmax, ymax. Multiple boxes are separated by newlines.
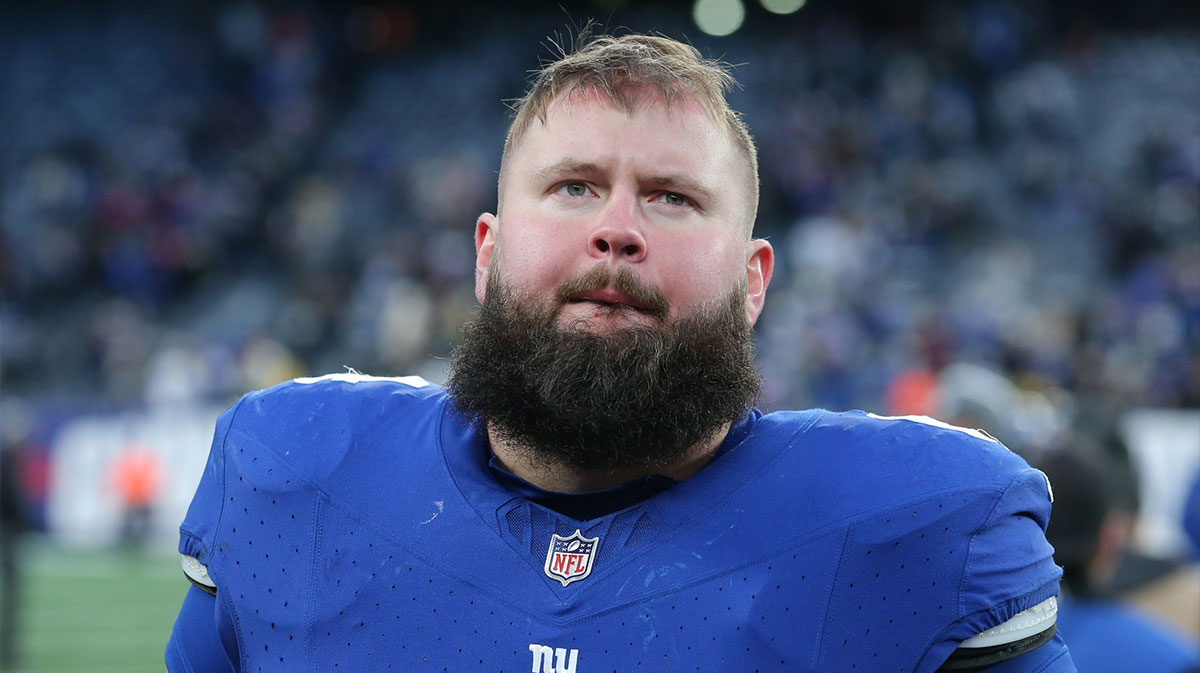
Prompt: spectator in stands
<box><xmin>108</xmin><ymin>443</ymin><xmax>164</xmax><ymax>548</ymax></box>
<box><xmin>0</xmin><ymin>412</ymin><xmax>30</xmax><ymax>671</ymax></box>
<box><xmin>1038</xmin><ymin>450</ymin><xmax>1199</xmax><ymax>673</ymax></box>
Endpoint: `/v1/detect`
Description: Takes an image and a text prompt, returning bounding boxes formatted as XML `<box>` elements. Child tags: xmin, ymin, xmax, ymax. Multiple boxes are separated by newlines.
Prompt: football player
<box><xmin>167</xmin><ymin>32</ymin><xmax>1074</xmax><ymax>672</ymax></box>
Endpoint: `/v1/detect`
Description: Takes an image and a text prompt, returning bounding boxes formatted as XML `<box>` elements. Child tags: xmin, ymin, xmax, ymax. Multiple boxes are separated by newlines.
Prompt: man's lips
<box><xmin>554</xmin><ymin>266</ymin><xmax>670</xmax><ymax>319</ymax></box>
<box><xmin>567</xmin><ymin>288</ymin><xmax>653</xmax><ymax>312</ymax></box>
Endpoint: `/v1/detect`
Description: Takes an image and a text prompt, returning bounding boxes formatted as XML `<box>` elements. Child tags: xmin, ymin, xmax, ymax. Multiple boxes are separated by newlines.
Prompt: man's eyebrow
<box><xmin>533</xmin><ymin>160</ymin><xmax>716</xmax><ymax>205</ymax></box>
<box><xmin>534</xmin><ymin>160</ymin><xmax>603</xmax><ymax>182</ymax></box>
<box><xmin>644</xmin><ymin>174</ymin><xmax>715</xmax><ymax>205</ymax></box>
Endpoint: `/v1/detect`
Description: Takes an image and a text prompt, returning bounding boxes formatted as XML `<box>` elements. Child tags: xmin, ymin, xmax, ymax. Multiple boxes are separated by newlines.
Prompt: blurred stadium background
<box><xmin>0</xmin><ymin>0</ymin><xmax>1197</xmax><ymax>670</ymax></box>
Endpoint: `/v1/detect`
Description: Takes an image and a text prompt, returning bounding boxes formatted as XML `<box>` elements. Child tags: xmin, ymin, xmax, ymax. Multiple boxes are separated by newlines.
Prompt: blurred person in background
<box><xmin>1038</xmin><ymin>449</ymin><xmax>1199</xmax><ymax>673</ymax></box>
<box><xmin>0</xmin><ymin>2</ymin><xmax>1195</xmax><ymax>670</ymax></box>
<box><xmin>0</xmin><ymin>414</ymin><xmax>30</xmax><ymax>671</ymax></box>
<box><xmin>1186</xmin><ymin>471</ymin><xmax>1200</xmax><ymax>559</ymax></box>
<box><xmin>166</xmin><ymin>31</ymin><xmax>1072</xmax><ymax>672</ymax></box>
<box><xmin>108</xmin><ymin>442</ymin><xmax>164</xmax><ymax>549</ymax></box>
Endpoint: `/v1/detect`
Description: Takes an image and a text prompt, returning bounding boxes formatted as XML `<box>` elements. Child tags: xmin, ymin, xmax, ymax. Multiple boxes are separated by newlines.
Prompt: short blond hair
<box><xmin>500</xmin><ymin>33</ymin><xmax>760</xmax><ymax>233</ymax></box>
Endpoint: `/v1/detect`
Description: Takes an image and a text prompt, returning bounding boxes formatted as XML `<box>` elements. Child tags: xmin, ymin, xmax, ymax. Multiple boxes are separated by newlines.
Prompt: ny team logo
<box><xmin>543</xmin><ymin>529</ymin><xmax>599</xmax><ymax>586</ymax></box>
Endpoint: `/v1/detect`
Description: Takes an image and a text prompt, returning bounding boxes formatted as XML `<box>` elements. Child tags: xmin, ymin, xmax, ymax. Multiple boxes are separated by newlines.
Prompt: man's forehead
<box><xmin>516</xmin><ymin>88</ymin><xmax>732</xmax><ymax>170</ymax></box>
<box><xmin>543</xmin><ymin>84</ymin><xmax>711</xmax><ymax>120</ymax></box>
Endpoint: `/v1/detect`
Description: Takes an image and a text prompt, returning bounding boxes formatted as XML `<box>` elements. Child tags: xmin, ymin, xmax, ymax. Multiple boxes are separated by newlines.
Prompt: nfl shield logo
<box><xmin>544</xmin><ymin>529</ymin><xmax>599</xmax><ymax>587</ymax></box>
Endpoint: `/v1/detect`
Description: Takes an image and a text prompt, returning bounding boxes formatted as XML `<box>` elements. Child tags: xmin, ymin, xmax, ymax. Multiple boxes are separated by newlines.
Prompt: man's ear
<box><xmin>474</xmin><ymin>213</ymin><xmax>498</xmax><ymax>303</ymax></box>
<box><xmin>744</xmin><ymin>239</ymin><xmax>774</xmax><ymax>326</ymax></box>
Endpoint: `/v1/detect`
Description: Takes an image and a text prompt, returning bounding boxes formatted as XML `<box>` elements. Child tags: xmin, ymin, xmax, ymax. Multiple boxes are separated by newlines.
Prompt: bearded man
<box><xmin>167</xmin><ymin>33</ymin><xmax>1074</xmax><ymax>672</ymax></box>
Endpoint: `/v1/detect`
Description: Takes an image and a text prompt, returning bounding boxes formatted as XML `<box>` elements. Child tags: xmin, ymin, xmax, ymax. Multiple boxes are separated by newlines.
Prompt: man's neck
<box><xmin>486</xmin><ymin>422</ymin><xmax>732</xmax><ymax>494</ymax></box>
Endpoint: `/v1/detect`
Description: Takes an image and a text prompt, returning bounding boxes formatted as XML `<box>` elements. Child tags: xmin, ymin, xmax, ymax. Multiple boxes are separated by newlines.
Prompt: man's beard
<box><xmin>446</xmin><ymin>265</ymin><xmax>762</xmax><ymax>475</ymax></box>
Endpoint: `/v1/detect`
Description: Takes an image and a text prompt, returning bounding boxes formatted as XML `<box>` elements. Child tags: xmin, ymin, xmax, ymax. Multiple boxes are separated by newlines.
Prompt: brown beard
<box><xmin>446</xmin><ymin>265</ymin><xmax>762</xmax><ymax>475</ymax></box>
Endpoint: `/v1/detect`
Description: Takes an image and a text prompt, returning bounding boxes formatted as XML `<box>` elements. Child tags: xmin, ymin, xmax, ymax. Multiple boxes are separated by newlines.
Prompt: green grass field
<box><xmin>6</xmin><ymin>540</ymin><xmax>185</xmax><ymax>673</ymax></box>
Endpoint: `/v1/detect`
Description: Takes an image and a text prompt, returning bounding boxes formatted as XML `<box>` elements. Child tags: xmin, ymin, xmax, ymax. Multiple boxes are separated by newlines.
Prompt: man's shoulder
<box><xmin>246</xmin><ymin>371</ymin><xmax>441</xmax><ymax>403</ymax></box>
<box><xmin>769</xmin><ymin>408</ymin><xmax>1030</xmax><ymax>485</ymax></box>
<box><xmin>799</xmin><ymin>408</ymin><xmax>1006</xmax><ymax>447</ymax></box>
<box><xmin>232</xmin><ymin>372</ymin><xmax>445</xmax><ymax>432</ymax></box>
<box><xmin>216</xmin><ymin>373</ymin><xmax>450</xmax><ymax>478</ymax></box>
<box><xmin>742</xmin><ymin>408</ymin><xmax>1041</xmax><ymax>525</ymax></box>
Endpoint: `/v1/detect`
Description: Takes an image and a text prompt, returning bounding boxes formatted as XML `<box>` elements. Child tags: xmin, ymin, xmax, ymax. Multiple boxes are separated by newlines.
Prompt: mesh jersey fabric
<box><xmin>166</xmin><ymin>375</ymin><xmax>1073</xmax><ymax>672</ymax></box>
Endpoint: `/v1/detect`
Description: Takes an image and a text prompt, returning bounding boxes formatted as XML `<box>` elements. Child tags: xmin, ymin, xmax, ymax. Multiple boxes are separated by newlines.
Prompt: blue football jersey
<box><xmin>167</xmin><ymin>374</ymin><xmax>1073</xmax><ymax>672</ymax></box>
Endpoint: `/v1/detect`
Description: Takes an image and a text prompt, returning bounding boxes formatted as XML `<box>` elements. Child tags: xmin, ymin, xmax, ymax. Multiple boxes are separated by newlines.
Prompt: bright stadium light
<box><xmin>693</xmin><ymin>0</ymin><xmax>745</xmax><ymax>37</ymax></box>
<box><xmin>761</xmin><ymin>0</ymin><xmax>806</xmax><ymax>15</ymax></box>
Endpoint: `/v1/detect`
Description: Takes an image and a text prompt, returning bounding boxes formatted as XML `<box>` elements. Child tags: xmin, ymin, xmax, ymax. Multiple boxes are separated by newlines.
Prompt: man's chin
<box><xmin>447</xmin><ymin>274</ymin><xmax>760</xmax><ymax>476</ymax></box>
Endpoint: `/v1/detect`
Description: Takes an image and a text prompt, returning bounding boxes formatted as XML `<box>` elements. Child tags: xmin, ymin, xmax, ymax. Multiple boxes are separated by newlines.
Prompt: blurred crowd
<box><xmin>1</xmin><ymin>2</ymin><xmax>1197</xmax><ymax>457</ymax></box>
<box><xmin>1</xmin><ymin>4</ymin><xmax>1197</xmax><ymax>667</ymax></box>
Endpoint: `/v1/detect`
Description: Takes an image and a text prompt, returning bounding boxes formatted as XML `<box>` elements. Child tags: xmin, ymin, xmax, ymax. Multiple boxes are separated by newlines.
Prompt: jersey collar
<box><xmin>440</xmin><ymin>397</ymin><xmax>762</xmax><ymax>524</ymax></box>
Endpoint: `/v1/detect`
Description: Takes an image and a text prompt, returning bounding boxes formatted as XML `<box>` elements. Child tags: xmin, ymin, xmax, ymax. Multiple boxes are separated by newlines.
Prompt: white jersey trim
<box><xmin>958</xmin><ymin>597</ymin><xmax>1058</xmax><ymax>648</ymax></box>
<box><xmin>181</xmin><ymin>554</ymin><xmax>217</xmax><ymax>589</ymax></box>
<box><xmin>865</xmin><ymin>413</ymin><xmax>1001</xmax><ymax>445</ymax></box>
<box><xmin>293</xmin><ymin>373</ymin><xmax>430</xmax><ymax>388</ymax></box>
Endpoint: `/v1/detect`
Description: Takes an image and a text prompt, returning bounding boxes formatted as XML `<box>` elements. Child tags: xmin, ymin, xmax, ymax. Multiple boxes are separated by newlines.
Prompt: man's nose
<box><xmin>587</xmin><ymin>198</ymin><xmax>647</xmax><ymax>263</ymax></box>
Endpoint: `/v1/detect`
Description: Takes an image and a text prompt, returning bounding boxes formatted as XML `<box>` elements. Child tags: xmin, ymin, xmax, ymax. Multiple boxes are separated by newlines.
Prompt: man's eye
<box><xmin>558</xmin><ymin>182</ymin><xmax>590</xmax><ymax>197</ymax></box>
<box><xmin>654</xmin><ymin>192</ymin><xmax>691</xmax><ymax>207</ymax></box>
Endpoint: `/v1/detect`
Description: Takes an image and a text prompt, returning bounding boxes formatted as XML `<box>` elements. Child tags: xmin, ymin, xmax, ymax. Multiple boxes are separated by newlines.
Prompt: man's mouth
<box><xmin>566</xmin><ymin>289</ymin><xmax>653</xmax><ymax>312</ymax></box>
<box><xmin>554</xmin><ymin>266</ymin><xmax>670</xmax><ymax>319</ymax></box>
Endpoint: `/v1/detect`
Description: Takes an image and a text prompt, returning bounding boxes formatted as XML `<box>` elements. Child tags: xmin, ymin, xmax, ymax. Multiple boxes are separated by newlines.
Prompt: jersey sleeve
<box><xmin>959</xmin><ymin>632</ymin><xmax>1074</xmax><ymax>672</ymax></box>
<box><xmin>165</xmin><ymin>398</ymin><xmax>247</xmax><ymax>671</ymax></box>
<box><xmin>925</xmin><ymin>466</ymin><xmax>1072</xmax><ymax>670</ymax></box>
<box><xmin>176</xmin><ymin>398</ymin><xmax>245</xmax><ymax>567</ymax></box>
<box><xmin>166</xmin><ymin>585</ymin><xmax>240</xmax><ymax>673</ymax></box>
